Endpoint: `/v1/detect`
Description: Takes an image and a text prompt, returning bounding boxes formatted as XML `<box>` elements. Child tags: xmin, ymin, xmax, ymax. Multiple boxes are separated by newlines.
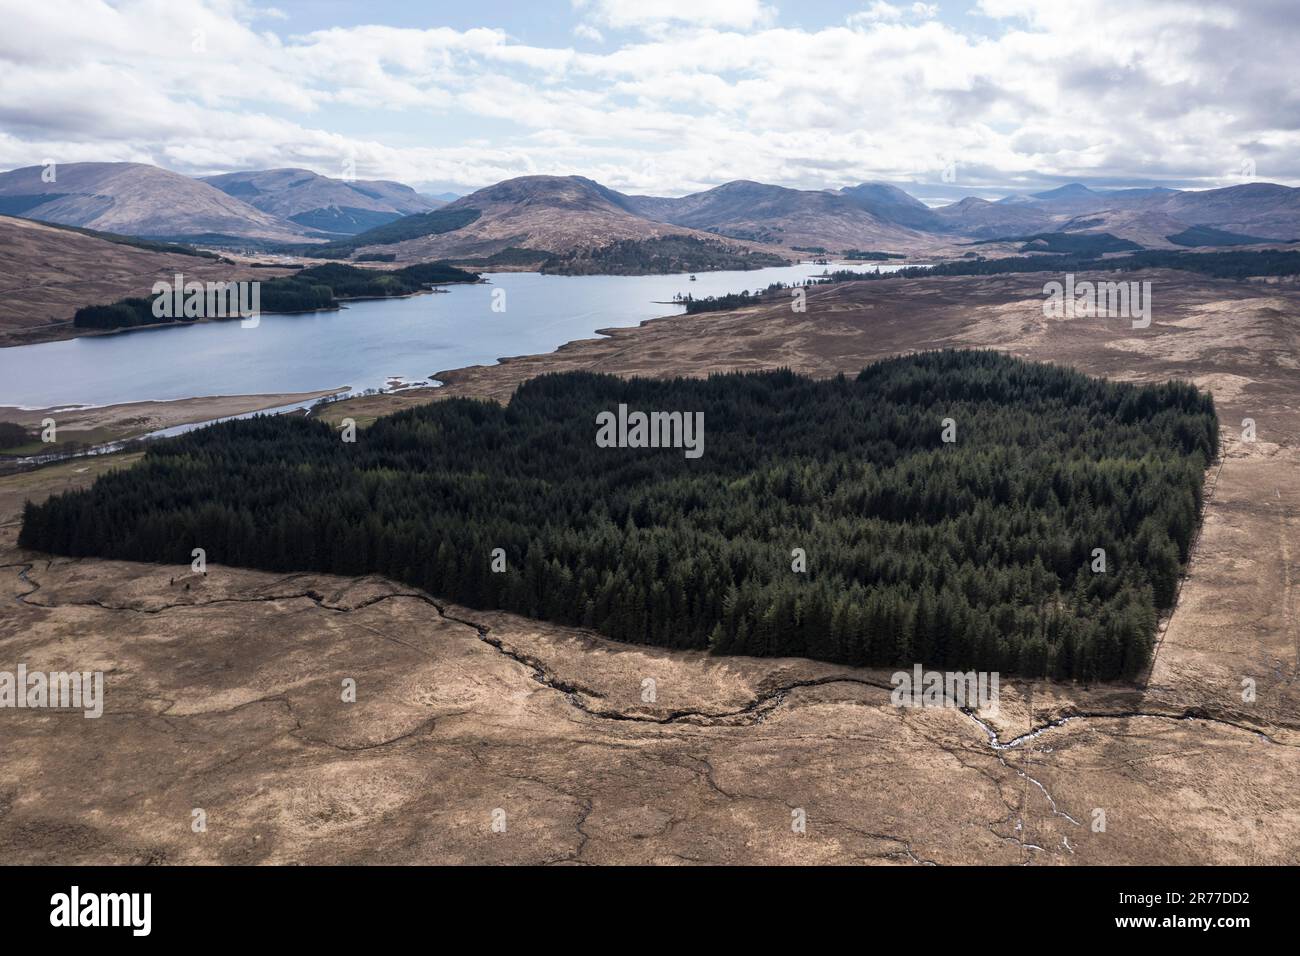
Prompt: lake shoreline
<box><xmin>4</xmin><ymin>282</ymin><xmax>488</xmax><ymax>348</ymax></box>
<box><xmin>0</xmin><ymin>263</ymin><xmax>909</xmax><ymax>411</ymax></box>
<box><xmin>0</xmin><ymin>258</ymin><xmax>891</xmax><ymax>350</ymax></box>
<box><xmin>0</xmin><ymin>388</ymin><xmax>349</xmax><ymax>454</ymax></box>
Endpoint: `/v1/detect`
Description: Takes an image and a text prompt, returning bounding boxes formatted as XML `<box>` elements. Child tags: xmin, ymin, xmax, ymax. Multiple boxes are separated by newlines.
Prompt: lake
<box><xmin>0</xmin><ymin>263</ymin><xmax>912</xmax><ymax>408</ymax></box>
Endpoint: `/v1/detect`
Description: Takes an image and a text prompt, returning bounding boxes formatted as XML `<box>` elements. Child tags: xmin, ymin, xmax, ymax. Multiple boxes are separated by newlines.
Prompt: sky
<box><xmin>1</xmin><ymin>0</ymin><xmax>1297</xmax><ymax>199</ymax></box>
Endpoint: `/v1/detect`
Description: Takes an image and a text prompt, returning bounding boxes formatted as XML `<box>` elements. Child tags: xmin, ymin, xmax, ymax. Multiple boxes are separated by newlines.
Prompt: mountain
<box><xmin>624</xmin><ymin>180</ymin><xmax>927</xmax><ymax>252</ymax></box>
<box><xmin>935</xmin><ymin>182</ymin><xmax>1300</xmax><ymax>246</ymax></box>
<box><xmin>10</xmin><ymin>162</ymin><xmax>1296</xmax><ymax>262</ymax></box>
<box><xmin>202</xmin><ymin>168</ymin><xmax>442</xmax><ymax>236</ymax></box>
<box><xmin>930</xmin><ymin>197</ymin><xmax>1055</xmax><ymax>239</ymax></box>
<box><xmin>1008</xmin><ymin>183</ymin><xmax>1116</xmax><ymax>216</ymax></box>
<box><xmin>1159</xmin><ymin>183</ymin><xmax>1300</xmax><ymax>241</ymax></box>
<box><xmin>1009</xmin><ymin>183</ymin><xmax>1174</xmax><ymax>210</ymax></box>
<box><xmin>1053</xmin><ymin>208</ymin><xmax>1200</xmax><ymax>249</ymax></box>
<box><xmin>346</xmin><ymin>175</ymin><xmax>732</xmax><ymax>262</ymax></box>
<box><xmin>294</xmin><ymin>207</ymin><xmax>484</xmax><ymax>259</ymax></box>
<box><xmin>1030</xmin><ymin>183</ymin><xmax>1098</xmax><ymax>202</ymax></box>
<box><xmin>336</xmin><ymin>175</ymin><xmax>1300</xmax><ymax>263</ymax></box>
<box><xmin>1100</xmin><ymin>186</ymin><xmax>1179</xmax><ymax>200</ymax></box>
<box><xmin>0</xmin><ymin>162</ymin><xmax>307</xmax><ymax>242</ymax></box>
<box><xmin>836</xmin><ymin>182</ymin><xmax>945</xmax><ymax>232</ymax></box>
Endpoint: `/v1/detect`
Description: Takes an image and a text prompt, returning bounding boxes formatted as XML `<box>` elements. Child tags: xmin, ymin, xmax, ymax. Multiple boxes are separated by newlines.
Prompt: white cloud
<box><xmin>0</xmin><ymin>0</ymin><xmax>1297</xmax><ymax>194</ymax></box>
<box><xmin>849</xmin><ymin>2</ymin><xmax>905</xmax><ymax>23</ymax></box>
<box><xmin>848</xmin><ymin>1</ymin><xmax>937</xmax><ymax>25</ymax></box>
<box><xmin>573</xmin><ymin>0</ymin><xmax>776</xmax><ymax>31</ymax></box>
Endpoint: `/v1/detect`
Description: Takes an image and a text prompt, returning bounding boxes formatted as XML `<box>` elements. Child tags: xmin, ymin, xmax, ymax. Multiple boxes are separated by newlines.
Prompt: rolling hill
<box><xmin>295</xmin><ymin>207</ymin><xmax>484</xmax><ymax>259</ymax></box>
<box><xmin>7</xmin><ymin>161</ymin><xmax>1300</xmax><ymax>275</ymax></box>
<box><xmin>836</xmin><ymin>182</ymin><xmax>946</xmax><ymax>232</ymax></box>
<box><xmin>1159</xmin><ymin>183</ymin><xmax>1300</xmax><ymax>241</ymax></box>
<box><xmin>1049</xmin><ymin>208</ymin><xmax>1202</xmax><ymax>249</ymax></box>
<box><xmin>929</xmin><ymin>197</ymin><xmax>1056</xmax><ymax>239</ymax></box>
<box><xmin>301</xmin><ymin>174</ymin><xmax>1300</xmax><ymax>266</ymax></box>
<box><xmin>0</xmin><ymin>162</ymin><xmax>308</xmax><ymax>243</ymax></box>
<box><xmin>931</xmin><ymin>182</ymin><xmax>1300</xmax><ymax>247</ymax></box>
<box><xmin>0</xmin><ymin>214</ymin><xmax>294</xmax><ymax>346</ymax></box>
<box><xmin>624</xmin><ymin>180</ymin><xmax>928</xmax><ymax>252</ymax></box>
<box><xmin>202</xmin><ymin>168</ymin><xmax>443</xmax><ymax>236</ymax></box>
<box><xmin>344</xmin><ymin>175</ymin><xmax>769</xmax><ymax>264</ymax></box>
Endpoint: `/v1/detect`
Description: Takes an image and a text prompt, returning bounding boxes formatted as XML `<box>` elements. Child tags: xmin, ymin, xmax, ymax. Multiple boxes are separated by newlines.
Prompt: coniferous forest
<box><xmin>19</xmin><ymin>350</ymin><xmax>1218</xmax><ymax>681</ymax></box>
<box><xmin>541</xmin><ymin>236</ymin><xmax>788</xmax><ymax>275</ymax></box>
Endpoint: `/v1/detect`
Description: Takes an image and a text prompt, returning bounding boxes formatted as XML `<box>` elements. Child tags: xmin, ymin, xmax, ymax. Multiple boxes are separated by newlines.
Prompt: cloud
<box><xmin>0</xmin><ymin>0</ymin><xmax>1297</xmax><ymax>195</ymax></box>
<box><xmin>848</xmin><ymin>2</ymin><xmax>938</xmax><ymax>25</ymax></box>
<box><xmin>572</xmin><ymin>0</ymin><xmax>776</xmax><ymax>31</ymax></box>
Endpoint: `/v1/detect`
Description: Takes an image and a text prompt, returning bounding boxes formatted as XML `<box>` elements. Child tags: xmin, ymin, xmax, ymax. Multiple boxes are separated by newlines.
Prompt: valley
<box><xmin>3</xmin><ymin>161</ymin><xmax>1300</xmax><ymax>355</ymax></box>
<box><xmin>2</xmin><ymin>86</ymin><xmax>1298</xmax><ymax>874</ymax></box>
<box><xmin>3</xmin><ymin>265</ymin><xmax>1297</xmax><ymax>865</ymax></box>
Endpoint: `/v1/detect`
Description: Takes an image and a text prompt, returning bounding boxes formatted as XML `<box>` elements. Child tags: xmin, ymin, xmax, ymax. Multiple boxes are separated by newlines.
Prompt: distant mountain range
<box><xmin>356</xmin><ymin>175</ymin><xmax>744</xmax><ymax>263</ymax></box>
<box><xmin>0</xmin><ymin>162</ymin><xmax>443</xmax><ymax>244</ymax></box>
<box><xmin>933</xmin><ymin>182</ymin><xmax>1298</xmax><ymax>247</ymax></box>
<box><xmin>1</xmin><ymin>161</ymin><xmax>1297</xmax><ymax>261</ymax></box>
<box><xmin>202</xmin><ymin>168</ymin><xmax>443</xmax><ymax>236</ymax></box>
<box><xmin>621</xmin><ymin>180</ymin><xmax>928</xmax><ymax>251</ymax></box>
<box><xmin>0</xmin><ymin>162</ymin><xmax>307</xmax><ymax>243</ymax></box>
<box><xmin>342</xmin><ymin>175</ymin><xmax>1300</xmax><ymax>264</ymax></box>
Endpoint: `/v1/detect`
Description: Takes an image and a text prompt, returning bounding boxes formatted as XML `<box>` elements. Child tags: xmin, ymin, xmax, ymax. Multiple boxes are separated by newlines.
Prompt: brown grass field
<box><xmin>2</xmin><ymin>269</ymin><xmax>1297</xmax><ymax>864</ymax></box>
<box><xmin>0</xmin><ymin>214</ymin><xmax>299</xmax><ymax>348</ymax></box>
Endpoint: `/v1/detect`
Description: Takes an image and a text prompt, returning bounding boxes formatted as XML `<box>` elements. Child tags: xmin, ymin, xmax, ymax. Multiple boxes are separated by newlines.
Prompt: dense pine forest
<box><xmin>19</xmin><ymin>351</ymin><xmax>1217</xmax><ymax>681</ymax></box>
<box><xmin>541</xmin><ymin>236</ymin><xmax>788</xmax><ymax>275</ymax></box>
<box><xmin>842</xmin><ymin>249</ymin><xmax>906</xmax><ymax>259</ymax></box>
<box><xmin>682</xmin><ymin>284</ymin><xmax>796</xmax><ymax>314</ymax></box>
